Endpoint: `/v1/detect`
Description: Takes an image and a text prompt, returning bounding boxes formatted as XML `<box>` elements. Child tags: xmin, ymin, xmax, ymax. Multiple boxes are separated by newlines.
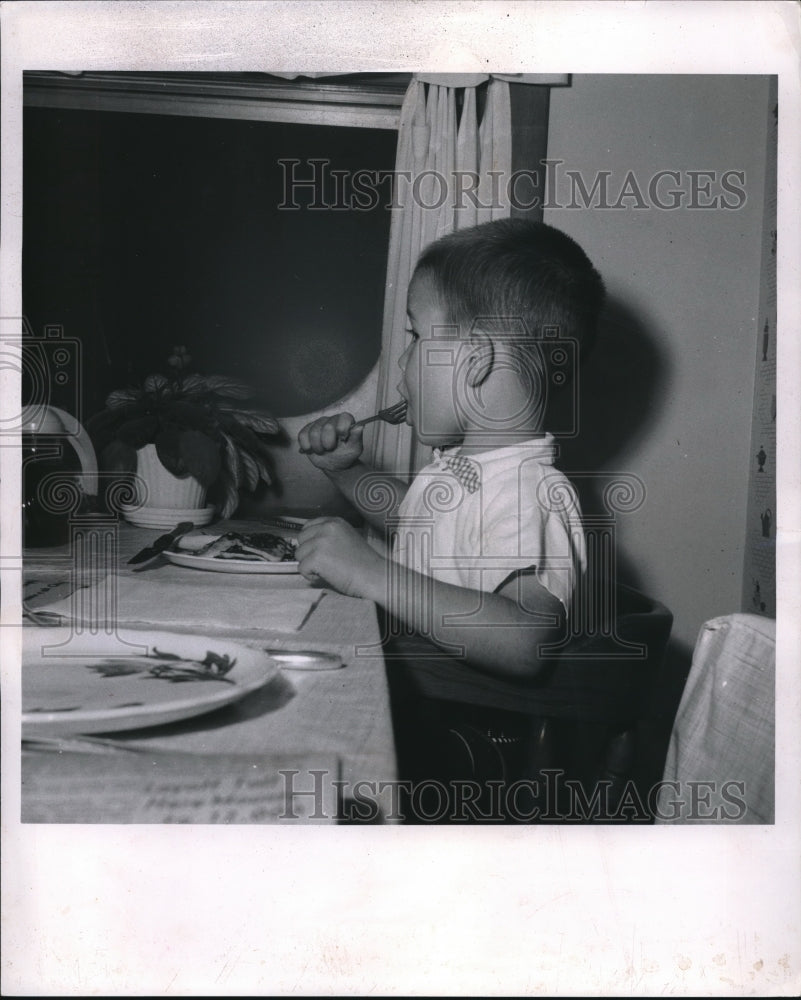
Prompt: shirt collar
<box><xmin>434</xmin><ymin>434</ymin><xmax>556</xmax><ymax>465</ymax></box>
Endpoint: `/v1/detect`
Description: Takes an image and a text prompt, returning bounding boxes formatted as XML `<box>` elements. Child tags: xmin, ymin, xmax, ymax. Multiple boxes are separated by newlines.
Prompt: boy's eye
<box><xmin>405</xmin><ymin>326</ymin><xmax>418</xmax><ymax>340</ymax></box>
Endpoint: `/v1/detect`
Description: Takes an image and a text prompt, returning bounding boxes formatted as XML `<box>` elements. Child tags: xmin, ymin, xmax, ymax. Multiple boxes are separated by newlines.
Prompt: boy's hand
<box><xmin>297</xmin><ymin>413</ymin><xmax>364</xmax><ymax>472</ymax></box>
<box><xmin>295</xmin><ymin>517</ymin><xmax>385</xmax><ymax>599</ymax></box>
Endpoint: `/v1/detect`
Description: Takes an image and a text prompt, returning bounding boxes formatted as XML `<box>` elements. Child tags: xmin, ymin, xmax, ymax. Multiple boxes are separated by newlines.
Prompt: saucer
<box><xmin>121</xmin><ymin>504</ymin><xmax>216</xmax><ymax>529</ymax></box>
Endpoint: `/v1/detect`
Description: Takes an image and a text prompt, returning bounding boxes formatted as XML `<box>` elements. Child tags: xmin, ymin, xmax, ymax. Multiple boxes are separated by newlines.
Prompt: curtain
<box><xmin>368</xmin><ymin>75</ymin><xmax>514</xmax><ymax>478</ymax></box>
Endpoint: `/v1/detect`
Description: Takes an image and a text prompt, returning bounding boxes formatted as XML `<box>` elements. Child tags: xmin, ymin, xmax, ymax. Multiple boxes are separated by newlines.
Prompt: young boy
<box><xmin>296</xmin><ymin>219</ymin><xmax>604</xmax><ymax>682</ymax></box>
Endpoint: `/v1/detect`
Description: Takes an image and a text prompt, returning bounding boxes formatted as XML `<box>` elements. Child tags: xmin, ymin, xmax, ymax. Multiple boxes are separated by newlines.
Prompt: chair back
<box><xmin>520</xmin><ymin>582</ymin><xmax>674</xmax><ymax>724</ymax></box>
<box><xmin>393</xmin><ymin>583</ymin><xmax>673</xmax><ymax>727</ymax></box>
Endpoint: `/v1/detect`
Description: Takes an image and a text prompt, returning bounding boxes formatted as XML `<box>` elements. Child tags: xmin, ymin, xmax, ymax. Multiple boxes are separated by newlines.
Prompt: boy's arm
<box><xmin>298</xmin><ymin>413</ymin><xmax>409</xmax><ymax>531</ymax></box>
<box><xmin>295</xmin><ymin>518</ymin><xmax>564</xmax><ymax>680</ymax></box>
<box><xmin>382</xmin><ymin>564</ymin><xmax>565</xmax><ymax>679</ymax></box>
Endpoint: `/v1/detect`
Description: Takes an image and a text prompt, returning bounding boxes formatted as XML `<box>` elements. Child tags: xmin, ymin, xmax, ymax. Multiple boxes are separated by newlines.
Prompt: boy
<box><xmin>296</xmin><ymin>219</ymin><xmax>604</xmax><ymax>682</ymax></box>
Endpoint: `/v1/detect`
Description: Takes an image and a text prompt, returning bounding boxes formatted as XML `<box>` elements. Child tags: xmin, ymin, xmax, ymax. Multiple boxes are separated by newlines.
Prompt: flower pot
<box><xmin>134</xmin><ymin>443</ymin><xmax>207</xmax><ymax>509</ymax></box>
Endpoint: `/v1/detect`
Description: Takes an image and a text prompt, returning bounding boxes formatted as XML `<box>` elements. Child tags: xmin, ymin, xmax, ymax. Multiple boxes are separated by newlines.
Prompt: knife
<box><xmin>127</xmin><ymin>521</ymin><xmax>195</xmax><ymax>570</ymax></box>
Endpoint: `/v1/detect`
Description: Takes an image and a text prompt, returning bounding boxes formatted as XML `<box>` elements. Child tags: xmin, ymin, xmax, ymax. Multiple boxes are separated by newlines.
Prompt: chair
<box><xmin>383</xmin><ymin>582</ymin><xmax>673</xmax><ymax>823</ymax></box>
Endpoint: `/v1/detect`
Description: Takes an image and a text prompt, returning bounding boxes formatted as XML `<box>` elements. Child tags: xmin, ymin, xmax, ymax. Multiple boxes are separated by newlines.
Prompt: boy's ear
<box><xmin>467</xmin><ymin>330</ymin><xmax>494</xmax><ymax>387</ymax></box>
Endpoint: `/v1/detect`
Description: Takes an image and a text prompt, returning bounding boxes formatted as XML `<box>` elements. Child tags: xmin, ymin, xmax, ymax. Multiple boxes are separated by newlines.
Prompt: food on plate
<box><xmin>173</xmin><ymin>532</ymin><xmax>218</xmax><ymax>553</ymax></box>
<box><xmin>173</xmin><ymin>531</ymin><xmax>297</xmax><ymax>562</ymax></box>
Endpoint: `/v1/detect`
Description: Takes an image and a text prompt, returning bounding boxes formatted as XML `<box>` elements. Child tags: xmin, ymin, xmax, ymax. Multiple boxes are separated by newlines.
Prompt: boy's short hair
<box><xmin>413</xmin><ymin>219</ymin><xmax>605</xmax><ymax>371</ymax></box>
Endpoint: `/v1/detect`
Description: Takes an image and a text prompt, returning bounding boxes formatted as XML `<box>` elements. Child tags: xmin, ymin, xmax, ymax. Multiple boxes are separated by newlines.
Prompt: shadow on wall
<box><xmin>548</xmin><ymin>294</ymin><xmax>673</xmax><ymax>593</ymax></box>
<box><xmin>550</xmin><ymin>295</ymin><xmax>693</xmax><ymax>790</ymax></box>
<box><xmin>553</xmin><ymin>295</ymin><xmax>671</xmax><ymax>495</ymax></box>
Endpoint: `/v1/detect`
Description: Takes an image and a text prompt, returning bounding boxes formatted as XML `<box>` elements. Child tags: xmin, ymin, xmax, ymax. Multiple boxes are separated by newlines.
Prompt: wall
<box><xmin>544</xmin><ymin>74</ymin><xmax>770</xmax><ymax>657</ymax></box>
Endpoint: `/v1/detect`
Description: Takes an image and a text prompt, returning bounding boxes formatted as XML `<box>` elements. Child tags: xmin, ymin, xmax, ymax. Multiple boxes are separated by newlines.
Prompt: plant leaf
<box><xmin>249</xmin><ymin>450</ymin><xmax>273</xmax><ymax>486</ymax></box>
<box><xmin>143</xmin><ymin>374</ymin><xmax>170</xmax><ymax>395</ymax></box>
<box><xmin>213</xmin><ymin>471</ymin><xmax>240</xmax><ymax>519</ymax></box>
<box><xmin>105</xmin><ymin>388</ymin><xmax>141</xmax><ymax>409</ymax></box>
<box><xmin>178</xmin><ymin>373</ymin><xmax>208</xmax><ymax>396</ymax></box>
<box><xmin>219</xmin><ymin>420</ymin><xmax>276</xmax><ymax>460</ymax></box>
<box><xmin>219</xmin><ymin>421</ymin><xmax>273</xmax><ymax>486</ymax></box>
<box><xmin>204</xmin><ymin>375</ymin><xmax>254</xmax><ymax>400</ymax></box>
<box><xmin>219</xmin><ymin>419</ymin><xmax>258</xmax><ymax>449</ymax></box>
<box><xmin>218</xmin><ymin>407</ymin><xmax>279</xmax><ymax>435</ymax></box>
<box><xmin>178</xmin><ymin>429</ymin><xmax>221</xmax><ymax>487</ymax></box>
<box><xmin>220</xmin><ymin>431</ymin><xmax>242</xmax><ymax>488</ymax></box>
<box><xmin>238</xmin><ymin>449</ymin><xmax>260</xmax><ymax>492</ymax></box>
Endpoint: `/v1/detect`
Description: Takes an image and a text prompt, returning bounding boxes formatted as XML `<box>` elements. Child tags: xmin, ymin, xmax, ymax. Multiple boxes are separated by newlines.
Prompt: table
<box><xmin>21</xmin><ymin>519</ymin><xmax>398</xmax><ymax>824</ymax></box>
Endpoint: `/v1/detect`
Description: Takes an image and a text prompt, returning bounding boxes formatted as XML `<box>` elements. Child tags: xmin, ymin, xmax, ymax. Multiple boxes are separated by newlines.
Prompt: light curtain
<box><xmin>368</xmin><ymin>75</ymin><xmax>514</xmax><ymax>478</ymax></box>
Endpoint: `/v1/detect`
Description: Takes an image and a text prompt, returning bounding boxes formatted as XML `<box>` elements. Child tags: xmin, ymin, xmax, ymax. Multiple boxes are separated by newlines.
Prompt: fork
<box><xmin>23</xmin><ymin>735</ymin><xmax>148</xmax><ymax>754</ymax></box>
<box><xmin>350</xmin><ymin>399</ymin><xmax>407</xmax><ymax>431</ymax></box>
<box><xmin>23</xmin><ymin>608</ymin><xmax>67</xmax><ymax>627</ymax></box>
<box><xmin>299</xmin><ymin>400</ymin><xmax>407</xmax><ymax>453</ymax></box>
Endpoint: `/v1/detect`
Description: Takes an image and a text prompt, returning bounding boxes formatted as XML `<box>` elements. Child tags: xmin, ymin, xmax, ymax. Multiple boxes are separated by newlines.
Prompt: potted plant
<box><xmin>87</xmin><ymin>346</ymin><xmax>281</xmax><ymax>520</ymax></box>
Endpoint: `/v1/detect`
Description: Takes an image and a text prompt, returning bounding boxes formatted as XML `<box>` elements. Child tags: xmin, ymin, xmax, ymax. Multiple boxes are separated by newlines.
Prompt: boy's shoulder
<box><xmin>474</xmin><ymin>439</ymin><xmax>580</xmax><ymax>518</ymax></box>
<box><xmin>469</xmin><ymin>436</ymin><xmax>558</xmax><ymax>474</ymax></box>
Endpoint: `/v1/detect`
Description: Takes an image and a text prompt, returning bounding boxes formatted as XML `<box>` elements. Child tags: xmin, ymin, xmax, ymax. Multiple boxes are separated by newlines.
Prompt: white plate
<box><xmin>163</xmin><ymin>550</ymin><xmax>300</xmax><ymax>574</ymax></box>
<box><xmin>22</xmin><ymin>627</ymin><xmax>279</xmax><ymax>736</ymax></box>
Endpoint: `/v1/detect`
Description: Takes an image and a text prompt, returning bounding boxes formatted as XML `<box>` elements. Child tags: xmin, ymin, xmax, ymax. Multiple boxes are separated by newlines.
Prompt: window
<box><xmin>23</xmin><ymin>72</ymin><xmax>407</xmax><ymax>420</ymax></box>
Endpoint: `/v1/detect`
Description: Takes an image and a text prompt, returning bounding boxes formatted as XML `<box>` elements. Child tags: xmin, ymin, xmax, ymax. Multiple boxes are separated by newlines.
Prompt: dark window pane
<box><xmin>23</xmin><ymin>107</ymin><xmax>395</xmax><ymax>418</ymax></box>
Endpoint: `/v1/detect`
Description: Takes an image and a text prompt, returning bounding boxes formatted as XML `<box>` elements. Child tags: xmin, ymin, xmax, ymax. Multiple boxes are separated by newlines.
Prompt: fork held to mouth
<box><xmin>299</xmin><ymin>400</ymin><xmax>407</xmax><ymax>454</ymax></box>
<box><xmin>348</xmin><ymin>399</ymin><xmax>407</xmax><ymax>433</ymax></box>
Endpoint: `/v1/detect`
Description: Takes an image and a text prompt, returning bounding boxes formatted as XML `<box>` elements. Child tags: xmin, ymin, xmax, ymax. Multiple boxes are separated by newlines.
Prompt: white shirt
<box><xmin>391</xmin><ymin>435</ymin><xmax>586</xmax><ymax>611</ymax></box>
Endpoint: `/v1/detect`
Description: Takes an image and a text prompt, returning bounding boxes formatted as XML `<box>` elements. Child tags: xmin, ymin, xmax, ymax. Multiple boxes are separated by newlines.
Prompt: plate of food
<box><xmin>163</xmin><ymin>529</ymin><xmax>300</xmax><ymax>574</ymax></box>
<box><xmin>22</xmin><ymin>627</ymin><xmax>280</xmax><ymax>736</ymax></box>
